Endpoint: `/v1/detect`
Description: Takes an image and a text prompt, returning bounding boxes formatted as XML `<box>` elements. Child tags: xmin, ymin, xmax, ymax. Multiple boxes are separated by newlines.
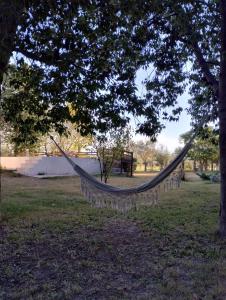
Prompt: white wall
<box><xmin>0</xmin><ymin>156</ymin><xmax>100</xmax><ymax>176</ymax></box>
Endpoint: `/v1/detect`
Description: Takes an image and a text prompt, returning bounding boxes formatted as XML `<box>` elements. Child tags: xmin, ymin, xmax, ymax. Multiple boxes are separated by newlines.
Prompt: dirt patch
<box><xmin>184</xmin><ymin>172</ymin><xmax>202</xmax><ymax>182</ymax></box>
<box><xmin>1</xmin><ymin>217</ymin><xmax>222</xmax><ymax>300</ymax></box>
<box><xmin>0</xmin><ymin>219</ymin><xmax>162</xmax><ymax>299</ymax></box>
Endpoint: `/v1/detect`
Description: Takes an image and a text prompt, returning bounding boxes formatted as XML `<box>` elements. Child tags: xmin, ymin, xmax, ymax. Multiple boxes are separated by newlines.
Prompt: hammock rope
<box><xmin>50</xmin><ymin>118</ymin><xmax>206</xmax><ymax>212</ymax></box>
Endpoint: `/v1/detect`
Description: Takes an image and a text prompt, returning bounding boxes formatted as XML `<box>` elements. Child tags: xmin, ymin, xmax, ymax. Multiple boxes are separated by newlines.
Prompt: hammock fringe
<box><xmin>79</xmin><ymin>168</ymin><xmax>183</xmax><ymax>212</ymax></box>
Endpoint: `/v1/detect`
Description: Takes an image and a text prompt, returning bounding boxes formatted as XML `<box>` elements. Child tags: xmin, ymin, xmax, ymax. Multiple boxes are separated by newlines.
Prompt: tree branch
<box><xmin>189</xmin><ymin>39</ymin><xmax>219</xmax><ymax>97</ymax></box>
<box><xmin>206</xmin><ymin>60</ymin><xmax>220</xmax><ymax>66</ymax></box>
<box><xmin>15</xmin><ymin>47</ymin><xmax>55</xmax><ymax>65</ymax></box>
<box><xmin>173</xmin><ymin>5</ymin><xmax>219</xmax><ymax>98</ymax></box>
<box><xmin>15</xmin><ymin>46</ymin><xmax>83</xmax><ymax>71</ymax></box>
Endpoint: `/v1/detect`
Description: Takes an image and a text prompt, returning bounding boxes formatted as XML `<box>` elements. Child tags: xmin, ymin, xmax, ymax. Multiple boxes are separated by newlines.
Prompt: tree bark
<box><xmin>0</xmin><ymin>1</ymin><xmax>25</xmax><ymax>222</ymax></box>
<box><xmin>219</xmin><ymin>0</ymin><xmax>226</xmax><ymax>237</ymax></box>
<box><xmin>0</xmin><ymin>1</ymin><xmax>25</xmax><ymax>89</ymax></box>
<box><xmin>193</xmin><ymin>160</ymin><xmax>197</xmax><ymax>171</ymax></box>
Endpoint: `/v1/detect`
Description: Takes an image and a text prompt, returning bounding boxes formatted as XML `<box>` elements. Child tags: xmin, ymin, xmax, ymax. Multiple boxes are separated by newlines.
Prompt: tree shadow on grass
<box><xmin>1</xmin><ymin>218</ymin><xmax>226</xmax><ymax>299</ymax></box>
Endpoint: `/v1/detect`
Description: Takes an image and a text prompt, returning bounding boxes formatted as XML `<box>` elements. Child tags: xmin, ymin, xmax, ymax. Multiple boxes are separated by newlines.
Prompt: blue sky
<box><xmin>155</xmin><ymin>95</ymin><xmax>191</xmax><ymax>152</ymax></box>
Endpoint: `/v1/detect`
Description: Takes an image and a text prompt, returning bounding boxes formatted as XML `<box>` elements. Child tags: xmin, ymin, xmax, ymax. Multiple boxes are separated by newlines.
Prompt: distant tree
<box><xmin>174</xmin><ymin>147</ymin><xmax>183</xmax><ymax>157</ymax></box>
<box><xmin>132</xmin><ymin>141</ymin><xmax>155</xmax><ymax>172</ymax></box>
<box><xmin>155</xmin><ymin>145</ymin><xmax>170</xmax><ymax>170</ymax></box>
<box><xmin>1</xmin><ymin>118</ymin><xmax>93</xmax><ymax>156</ymax></box>
<box><xmin>180</xmin><ymin>127</ymin><xmax>219</xmax><ymax>172</ymax></box>
<box><xmin>44</xmin><ymin>124</ymin><xmax>93</xmax><ymax>155</ymax></box>
<box><xmin>93</xmin><ymin>127</ymin><xmax>132</xmax><ymax>183</ymax></box>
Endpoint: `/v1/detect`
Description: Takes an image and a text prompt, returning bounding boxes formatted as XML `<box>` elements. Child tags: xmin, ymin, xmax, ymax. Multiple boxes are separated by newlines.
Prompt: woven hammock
<box><xmin>50</xmin><ymin>129</ymin><xmax>197</xmax><ymax>212</ymax></box>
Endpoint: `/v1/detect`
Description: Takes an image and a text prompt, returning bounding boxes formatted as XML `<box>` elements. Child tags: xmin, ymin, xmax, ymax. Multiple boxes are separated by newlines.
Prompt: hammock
<box><xmin>50</xmin><ymin>128</ymin><xmax>196</xmax><ymax>212</ymax></box>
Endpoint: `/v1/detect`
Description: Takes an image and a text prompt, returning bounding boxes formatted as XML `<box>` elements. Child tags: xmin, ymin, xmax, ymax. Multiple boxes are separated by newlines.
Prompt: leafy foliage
<box><xmin>139</xmin><ymin>0</ymin><xmax>220</xmax><ymax>125</ymax></box>
<box><xmin>180</xmin><ymin>127</ymin><xmax>219</xmax><ymax>171</ymax></box>
<box><xmin>155</xmin><ymin>145</ymin><xmax>171</xmax><ymax>170</ymax></box>
<box><xmin>1</xmin><ymin>64</ymin><xmax>50</xmax><ymax>145</ymax></box>
<box><xmin>1</xmin><ymin>1</ymin><xmax>157</xmax><ymax>142</ymax></box>
<box><xmin>1</xmin><ymin>0</ymin><xmax>221</xmax><ymax>143</ymax></box>
<box><xmin>44</xmin><ymin>123</ymin><xmax>93</xmax><ymax>154</ymax></box>
<box><xmin>132</xmin><ymin>140</ymin><xmax>156</xmax><ymax>171</ymax></box>
<box><xmin>196</xmin><ymin>171</ymin><xmax>220</xmax><ymax>182</ymax></box>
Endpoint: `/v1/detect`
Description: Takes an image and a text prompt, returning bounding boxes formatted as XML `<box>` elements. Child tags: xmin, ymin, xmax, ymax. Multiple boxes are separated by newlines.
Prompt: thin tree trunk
<box><xmin>193</xmin><ymin>160</ymin><xmax>196</xmax><ymax>171</ymax></box>
<box><xmin>216</xmin><ymin>161</ymin><xmax>219</xmax><ymax>171</ymax></box>
<box><xmin>44</xmin><ymin>143</ymin><xmax>49</xmax><ymax>156</ymax></box>
<box><xmin>219</xmin><ymin>0</ymin><xmax>226</xmax><ymax>237</ymax></box>
<box><xmin>182</xmin><ymin>160</ymin><xmax>185</xmax><ymax>171</ymax></box>
<box><xmin>97</xmin><ymin>153</ymin><xmax>103</xmax><ymax>182</ymax></box>
<box><xmin>151</xmin><ymin>161</ymin><xmax>153</xmax><ymax>171</ymax></box>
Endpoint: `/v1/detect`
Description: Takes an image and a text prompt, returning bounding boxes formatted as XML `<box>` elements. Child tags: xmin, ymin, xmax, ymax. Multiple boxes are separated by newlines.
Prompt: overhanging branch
<box><xmin>15</xmin><ymin>46</ymin><xmax>83</xmax><ymax>72</ymax></box>
<box><xmin>175</xmin><ymin>6</ymin><xmax>219</xmax><ymax>99</ymax></box>
<box><xmin>190</xmin><ymin>40</ymin><xmax>219</xmax><ymax>98</ymax></box>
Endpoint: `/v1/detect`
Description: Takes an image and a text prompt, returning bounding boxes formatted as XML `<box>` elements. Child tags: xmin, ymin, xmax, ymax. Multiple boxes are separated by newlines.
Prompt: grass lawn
<box><xmin>1</xmin><ymin>171</ymin><xmax>226</xmax><ymax>299</ymax></box>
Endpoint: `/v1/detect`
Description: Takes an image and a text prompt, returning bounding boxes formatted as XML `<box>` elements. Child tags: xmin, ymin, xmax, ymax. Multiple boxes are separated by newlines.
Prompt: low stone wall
<box><xmin>0</xmin><ymin>156</ymin><xmax>100</xmax><ymax>176</ymax></box>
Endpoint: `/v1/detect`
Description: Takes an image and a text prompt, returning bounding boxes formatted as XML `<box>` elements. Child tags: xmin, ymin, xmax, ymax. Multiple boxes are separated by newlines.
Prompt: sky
<box><xmin>134</xmin><ymin>68</ymin><xmax>192</xmax><ymax>153</ymax></box>
<box><xmin>154</xmin><ymin>97</ymin><xmax>191</xmax><ymax>152</ymax></box>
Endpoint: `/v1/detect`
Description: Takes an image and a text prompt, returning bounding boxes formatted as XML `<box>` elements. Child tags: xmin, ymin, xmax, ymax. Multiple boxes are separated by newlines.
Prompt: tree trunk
<box><xmin>193</xmin><ymin>160</ymin><xmax>197</xmax><ymax>171</ymax></box>
<box><xmin>182</xmin><ymin>160</ymin><xmax>185</xmax><ymax>171</ymax></box>
<box><xmin>0</xmin><ymin>1</ymin><xmax>24</xmax><ymax>223</ymax></box>
<box><xmin>0</xmin><ymin>1</ymin><xmax>24</xmax><ymax>90</ymax></box>
<box><xmin>216</xmin><ymin>161</ymin><xmax>219</xmax><ymax>171</ymax></box>
<box><xmin>219</xmin><ymin>0</ymin><xmax>226</xmax><ymax>237</ymax></box>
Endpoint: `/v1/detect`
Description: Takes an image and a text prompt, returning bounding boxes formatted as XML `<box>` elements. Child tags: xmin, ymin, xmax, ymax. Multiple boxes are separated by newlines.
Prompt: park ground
<box><xmin>1</xmin><ymin>171</ymin><xmax>226</xmax><ymax>299</ymax></box>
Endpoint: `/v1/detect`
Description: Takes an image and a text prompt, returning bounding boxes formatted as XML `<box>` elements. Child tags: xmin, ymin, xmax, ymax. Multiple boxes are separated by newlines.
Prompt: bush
<box><xmin>196</xmin><ymin>171</ymin><xmax>220</xmax><ymax>182</ymax></box>
<box><xmin>196</xmin><ymin>172</ymin><xmax>210</xmax><ymax>180</ymax></box>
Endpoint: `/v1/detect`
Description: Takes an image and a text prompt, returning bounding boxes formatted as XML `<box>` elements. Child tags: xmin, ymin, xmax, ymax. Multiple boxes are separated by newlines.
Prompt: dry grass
<box><xmin>1</xmin><ymin>171</ymin><xmax>226</xmax><ymax>299</ymax></box>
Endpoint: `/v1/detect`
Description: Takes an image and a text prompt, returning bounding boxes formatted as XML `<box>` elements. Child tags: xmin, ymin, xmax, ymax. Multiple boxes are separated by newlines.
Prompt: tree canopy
<box><xmin>1</xmin><ymin>1</ymin><xmax>160</xmax><ymax>143</ymax></box>
<box><xmin>1</xmin><ymin>0</ymin><xmax>221</xmax><ymax>143</ymax></box>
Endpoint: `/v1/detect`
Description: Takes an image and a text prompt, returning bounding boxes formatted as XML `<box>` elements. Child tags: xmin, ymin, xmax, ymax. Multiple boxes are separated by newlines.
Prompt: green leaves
<box><xmin>1</xmin><ymin>1</ymin><xmax>221</xmax><ymax>144</ymax></box>
<box><xmin>180</xmin><ymin>127</ymin><xmax>219</xmax><ymax>167</ymax></box>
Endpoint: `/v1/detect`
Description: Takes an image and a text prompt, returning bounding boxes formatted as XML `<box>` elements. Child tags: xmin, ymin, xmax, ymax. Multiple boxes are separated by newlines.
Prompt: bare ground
<box><xmin>1</xmin><ymin>219</ymin><xmax>158</xmax><ymax>299</ymax></box>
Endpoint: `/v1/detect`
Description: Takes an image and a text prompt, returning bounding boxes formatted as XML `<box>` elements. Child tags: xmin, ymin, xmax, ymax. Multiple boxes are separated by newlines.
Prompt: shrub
<box><xmin>196</xmin><ymin>171</ymin><xmax>220</xmax><ymax>182</ymax></box>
